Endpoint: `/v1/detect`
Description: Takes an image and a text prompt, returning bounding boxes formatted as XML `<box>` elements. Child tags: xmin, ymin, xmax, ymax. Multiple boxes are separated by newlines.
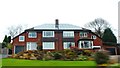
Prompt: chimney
<box><xmin>55</xmin><ymin>19</ymin><xmax>59</xmax><ymax>29</ymax></box>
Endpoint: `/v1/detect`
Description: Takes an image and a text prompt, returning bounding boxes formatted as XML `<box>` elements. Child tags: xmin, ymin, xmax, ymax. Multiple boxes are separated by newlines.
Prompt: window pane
<box><xmin>28</xmin><ymin>32</ymin><xmax>37</xmax><ymax>38</ymax></box>
<box><xmin>63</xmin><ymin>42</ymin><xmax>75</xmax><ymax>49</ymax></box>
<box><xmin>79</xmin><ymin>41</ymin><xmax>93</xmax><ymax>49</ymax></box>
<box><xmin>43</xmin><ymin>42</ymin><xmax>55</xmax><ymax>49</ymax></box>
<box><xmin>43</xmin><ymin>31</ymin><xmax>54</xmax><ymax>37</ymax></box>
<box><xmin>84</xmin><ymin>41</ymin><xmax>89</xmax><ymax>48</ymax></box>
<box><xmin>19</xmin><ymin>36</ymin><xmax>25</xmax><ymax>41</ymax></box>
<box><xmin>91</xmin><ymin>35</ymin><xmax>96</xmax><ymax>39</ymax></box>
<box><xmin>80</xmin><ymin>32</ymin><xmax>87</xmax><ymax>37</ymax></box>
<box><xmin>63</xmin><ymin>31</ymin><xmax>74</xmax><ymax>38</ymax></box>
<box><xmin>27</xmin><ymin>42</ymin><xmax>37</xmax><ymax>50</ymax></box>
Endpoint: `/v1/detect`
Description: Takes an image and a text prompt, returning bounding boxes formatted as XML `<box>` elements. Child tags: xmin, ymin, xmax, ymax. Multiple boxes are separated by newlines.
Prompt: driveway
<box><xmin>0</xmin><ymin>54</ymin><xmax>8</xmax><ymax>59</ymax></box>
<box><xmin>110</xmin><ymin>55</ymin><xmax>120</xmax><ymax>63</ymax></box>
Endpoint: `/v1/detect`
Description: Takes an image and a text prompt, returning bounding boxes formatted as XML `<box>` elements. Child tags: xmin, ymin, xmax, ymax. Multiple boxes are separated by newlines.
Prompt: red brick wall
<box><xmin>12</xmin><ymin>31</ymin><xmax>103</xmax><ymax>54</ymax></box>
<box><xmin>74</xmin><ymin>32</ymin><xmax>80</xmax><ymax>47</ymax></box>
<box><xmin>89</xmin><ymin>33</ymin><xmax>102</xmax><ymax>46</ymax></box>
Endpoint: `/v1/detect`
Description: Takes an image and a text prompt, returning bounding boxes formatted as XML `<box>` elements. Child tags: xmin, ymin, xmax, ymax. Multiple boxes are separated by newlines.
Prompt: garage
<box><xmin>15</xmin><ymin>46</ymin><xmax>24</xmax><ymax>54</ymax></box>
<box><xmin>106</xmin><ymin>48</ymin><xmax>116</xmax><ymax>55</ymax></box>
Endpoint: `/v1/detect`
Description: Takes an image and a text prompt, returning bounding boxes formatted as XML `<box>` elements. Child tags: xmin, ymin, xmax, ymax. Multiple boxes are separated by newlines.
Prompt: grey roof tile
<box><xmin>33</xmin><ymin>24</ymin><xmax>82</xmax><ymax>30</ymax></box>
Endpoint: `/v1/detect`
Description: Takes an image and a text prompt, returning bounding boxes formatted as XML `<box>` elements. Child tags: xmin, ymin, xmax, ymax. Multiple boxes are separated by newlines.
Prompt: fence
<box><xmin>0</xmin><ymin>48</ymin><xmax>8</xmax><ymax>58</ymax></box>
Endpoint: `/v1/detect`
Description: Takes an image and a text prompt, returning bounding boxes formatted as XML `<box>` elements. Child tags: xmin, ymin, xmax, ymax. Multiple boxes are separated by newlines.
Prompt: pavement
<box><xmin>110</xmin><ymin>55</ymin><xmax>120</xmax><ymax>63</ymax></box>
<box><xmin>0</xmin><ymin>54</ymin><xmax>8</xmax><ymax>59</ymax></box>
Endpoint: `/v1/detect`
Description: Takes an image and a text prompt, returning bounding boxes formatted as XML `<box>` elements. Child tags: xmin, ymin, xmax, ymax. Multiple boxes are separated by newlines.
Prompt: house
<box><xmin>12</xmin><ymin>19</ymin><xmax>102</xmax><ymax>54</ymax></box>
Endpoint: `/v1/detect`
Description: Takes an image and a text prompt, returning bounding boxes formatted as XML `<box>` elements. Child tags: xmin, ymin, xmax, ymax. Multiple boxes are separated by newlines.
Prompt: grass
<box><xmin>2</xmin><ymin>58</ymin><xmax>96</xmax><ymax>66</ymax></box>
<box><xmin>108</xmin><ymin>63</ymin><xmax>120</xmax><ymax>68</ymax></box>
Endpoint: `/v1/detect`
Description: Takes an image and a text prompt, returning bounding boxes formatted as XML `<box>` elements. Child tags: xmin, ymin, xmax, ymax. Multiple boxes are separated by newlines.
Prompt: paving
<box><xmin>110</xmin><ymin>55</ymin><xmax>120</xmax><ymax>63</ymax></box>
<box><xmin>0</xmin><ymin>54</ymin><xmax>8</xmax><ymax>59</ymax></box>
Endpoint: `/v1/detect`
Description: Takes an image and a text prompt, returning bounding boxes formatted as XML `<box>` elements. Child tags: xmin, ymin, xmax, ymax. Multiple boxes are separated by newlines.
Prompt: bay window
<box><xmin>79</xmin><ymin>41</ymin><xmax>93</xmax><ymax>49</ymax></box>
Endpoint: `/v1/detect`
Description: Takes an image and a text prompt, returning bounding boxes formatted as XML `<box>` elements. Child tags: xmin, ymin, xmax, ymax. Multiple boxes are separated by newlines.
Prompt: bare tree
<box><xmin>84</xmin><ymin>18</ymin><xmax>111</xmax><ymax>38</ymax></box>
<box><xmin>8</xmin><ymin>24</ymin><xmax>27</xmax><ymax>38</ymax></box>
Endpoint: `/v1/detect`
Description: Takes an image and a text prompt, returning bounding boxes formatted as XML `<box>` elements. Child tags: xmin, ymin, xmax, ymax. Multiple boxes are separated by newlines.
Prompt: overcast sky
<box><xmin>0</xmin><ymin>0</ymin><xmax>119</xmax><ymax>42</ymax></box>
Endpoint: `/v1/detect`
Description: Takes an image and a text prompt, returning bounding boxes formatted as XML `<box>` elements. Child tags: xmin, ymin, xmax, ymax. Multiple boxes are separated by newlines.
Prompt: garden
<box><xmin>1</xmin><ymin>47</ymin><xmax>120</xmax><ymax>68</ymax></box>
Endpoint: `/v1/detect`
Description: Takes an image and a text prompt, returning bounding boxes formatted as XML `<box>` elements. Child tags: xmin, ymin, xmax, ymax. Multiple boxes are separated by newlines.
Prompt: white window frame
<box><xmin>26</xmin><ymin>42</ymin><xmax>37</xmax><ymax>50</ymax></box>
<box><xmin>80</xmin><ymin>32</ymin><xmax>87</xmax><ymax>37</ymax></box>
<box><xmin>91</xmin><ymin>35</ymin><xmax>96</xmax><ymax>39</ymax></box>
<box><xmin>42</xmin><ymin>42</ymin><xmax>55</xmax><ymax>49</ymax></box>
<box><xmin>43</xmin><ymin>31</ymin><xmax>54</xmax><ymax>37</ymax></box>
<box><xmin>79</xmin><ymin>41</ymin><xmax>93</xmax><ymax>49</ymax></box>
<box><xmin>63</xmin><ymin>31</ymin><xmax>74</xmax><ymax>38</ymax></box>
<box><xmin>19</xmin><ymin>36</ymin><xmax>25</xmax><ymax>42</ymax></box>
<box><xmin>63</xmin><ymin>42</ymin><xmax>75</xmax><ymax>49</ymax></box>
<box><xmin>28</xmin><ymin>32</ymin><xmax>37</xmax><ymax>38</ymax></box>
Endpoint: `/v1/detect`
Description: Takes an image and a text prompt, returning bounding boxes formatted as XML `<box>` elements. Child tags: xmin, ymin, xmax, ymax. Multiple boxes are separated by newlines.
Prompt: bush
<box><xmin>83</xmin><ymin>50</ymin><xmax>93</xmax><ymax>56</ymax></box>
<box><xmin>94</xmin><ymin>49</ymin><xmax>109</xmax><ymax>64</ymax></box>
<box><xmin>37</xmin><ymin>46</ymin><xmax>43</xmax><ymax>51</ymax></box>
<box><xmin>76</xmin><ymin>55</ymin><xmax>89</xmax><ymax>61</ymax></box>
<box><xmin>14</xmin><ymin>50</ymin><xmax>44</xmax><ymax>60</ymax></box>
<box><xmin>63</xmin><ymin>49</ymin><xmax>77</xmax><ymax>60</ymax></box>
<box><xmin>53</xmin><ymin>52</ymin><xmax>63</xmax><ymax>60</ymax></box>
<box><xmin>42</xmin><ymin>51</ymin><xmax>54</xmax><ymax>60</ymax></box>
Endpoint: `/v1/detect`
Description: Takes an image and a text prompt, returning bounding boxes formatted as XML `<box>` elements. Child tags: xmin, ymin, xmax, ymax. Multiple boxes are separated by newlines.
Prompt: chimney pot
<box><xmin>55</xmin><ymin>19</ymin><xmax>59</xmax><ymax>28</ymax></box>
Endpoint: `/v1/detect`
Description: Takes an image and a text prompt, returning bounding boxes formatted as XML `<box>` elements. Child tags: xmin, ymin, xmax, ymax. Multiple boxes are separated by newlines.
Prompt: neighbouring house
<box><xmin>12</xmin><ymin>19</ymin><xmax>102</xmax><ymax>54</ymax></box>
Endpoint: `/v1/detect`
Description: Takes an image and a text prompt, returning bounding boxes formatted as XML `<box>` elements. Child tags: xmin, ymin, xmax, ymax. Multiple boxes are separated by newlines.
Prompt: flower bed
<box><xmin>12</xmin><ymin>49</ymin><xmax>94</xmax><ymax>61</ymax></box>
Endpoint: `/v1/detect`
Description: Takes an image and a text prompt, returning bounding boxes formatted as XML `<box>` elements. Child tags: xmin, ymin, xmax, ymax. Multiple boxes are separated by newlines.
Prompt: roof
<box><xmin>29</xmin><ymin>24</ymin><xmax>84</xmax><ymax>30</ymax></box>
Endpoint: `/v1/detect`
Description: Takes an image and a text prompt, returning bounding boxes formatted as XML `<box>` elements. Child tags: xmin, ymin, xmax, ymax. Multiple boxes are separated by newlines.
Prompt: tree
<box><xmin>102</xmin><ymin>28</ymin><xmax>117</xmax><ymax>43</ymax></box>
<box><xmin>2</xmin><ymin>35</ymin><xmax>8</xmax><ymax>48</ymax></box>
<box><xmin>2</xmin><ymin>35</ymin><xmax>12</xmax><ymax>54</ymax></box>
<box><xmin>84</xmin><ymin>18</ymin><xmax>111</xmax><ymax>37</ymax></box>
<box><xmin>8</xmin><ymin>24</ymin><xmax>27</xmax><ymax>39</ymax></box>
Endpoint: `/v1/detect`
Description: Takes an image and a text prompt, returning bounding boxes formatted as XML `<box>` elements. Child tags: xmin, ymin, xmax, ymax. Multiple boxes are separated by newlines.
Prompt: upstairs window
<box><xmin>19</xmin><ymin>36</ymin><xmax>25</xmax><ymax>42</ymax></box>
<box><xmin>28</xmin><ymin>32</ymin><xmax>37</xmax><ymax>38</ymax></box>
<box><xmin>91</xmin><ymin>35</ymin><xmax>96</xmax><ymax>39</ymax></box>
<box><xmin>63</xmin><ymin>31</ymin><xmax>74</xmax><ymax>38</ymax></box>
<box><xmin>80</xmin><ymin>32</ymin><xmax>87</xmax><ymax>37</ymax></box>
<box><xmin>43</xmin><ymin>31</ymin><xmax>54</xmax><ymax>37</ymax></box>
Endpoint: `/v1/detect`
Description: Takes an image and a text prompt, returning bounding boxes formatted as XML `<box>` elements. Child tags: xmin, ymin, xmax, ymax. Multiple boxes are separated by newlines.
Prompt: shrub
<box><xmin>53</xmin><ymin>52</ymin><xmax>63</xmax><ymax>60</ymax></box>
<box><xmin>63</xmin><ymin>49</ymin><xmax>77</xmax><ymax>60</ymax></box>
<box><xmin>43</xmin><ymin>51</ymin><xmax>54</xmax><ymax>61</ymax></box>
<box><xmin>76</xmin><ymin>55</ymin><xmax>89</xmax><ymax>61</ymax></box>
<box><xmin>37</xmin><ymin>46</ymin><xmax>43</xmax><ymax>51</ymax></box>
<box><xmin>83</xmin><ymin>50</ymin><xmax>93</xmax><ymax>56</ymax></box>
<box><xmin>94</xmin><ymin>49</ymin><xmax>109</xmax><ymax>64</ymax></box>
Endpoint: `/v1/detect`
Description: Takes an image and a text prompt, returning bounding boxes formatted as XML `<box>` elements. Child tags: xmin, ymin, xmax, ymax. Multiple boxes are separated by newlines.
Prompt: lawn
<box><xmin>2</xmin><ymin>58</ymin><xmax>120</xmax><ymax>68</ymax></box>
<box><xmin>2</xmin><ymin>58</ymin><xmax>96</xmax><ymax>66</ymax></box>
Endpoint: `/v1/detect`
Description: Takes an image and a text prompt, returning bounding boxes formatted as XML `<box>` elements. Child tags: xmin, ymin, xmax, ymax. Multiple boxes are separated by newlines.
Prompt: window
<box><xmin>28</xmin><ymin>32</ymin><xmax>37</xmax><ymax>38</ymax></box>
<box><xmin>91</xmin><ymin>35</ymin><xmax>96</xmax><ymax>39</ymax></box>
<box><xmin>80</xmin><ymin>32</ymin><xmax>87</xmax><ymax>37</ymax></box>
<box><xmin>19</xmin><ymin>36</ymin><xmax>25</xmax><ymax>42</ymax></box>
<box><xmin>63</xmin><ymin>31</ymin><xmax>74</xmax><ymax>38</ymax></box>
<box><xmin>27</xmin><ymin>42</ymin><xmax>37</xmax><ymax>50</ymax></box>
<box><xmin>79</xmin><ymin>41</ymin><xmax>93</xmax><ymax>49</ymax></box>
<box><xmin>43</xmin><ymin>31</ymin><xmax>54</xmax><ymax>37</ymax></box>
<box><xmin>43</xmin><ymin>42</ymin><xmax>55</xmax><ymax>49</ymax></box>
<box><xmin>63</xmin><ymin>42</ymin><xmax>75</xmax><ymax>49</ymax></box>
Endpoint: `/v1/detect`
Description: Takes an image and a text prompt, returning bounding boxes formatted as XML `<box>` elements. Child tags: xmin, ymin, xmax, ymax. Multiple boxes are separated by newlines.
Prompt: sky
<box><xmin>0</xmin><ymin>0</ymin><xmax>119</xmax><ymax>42</ymax></box>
